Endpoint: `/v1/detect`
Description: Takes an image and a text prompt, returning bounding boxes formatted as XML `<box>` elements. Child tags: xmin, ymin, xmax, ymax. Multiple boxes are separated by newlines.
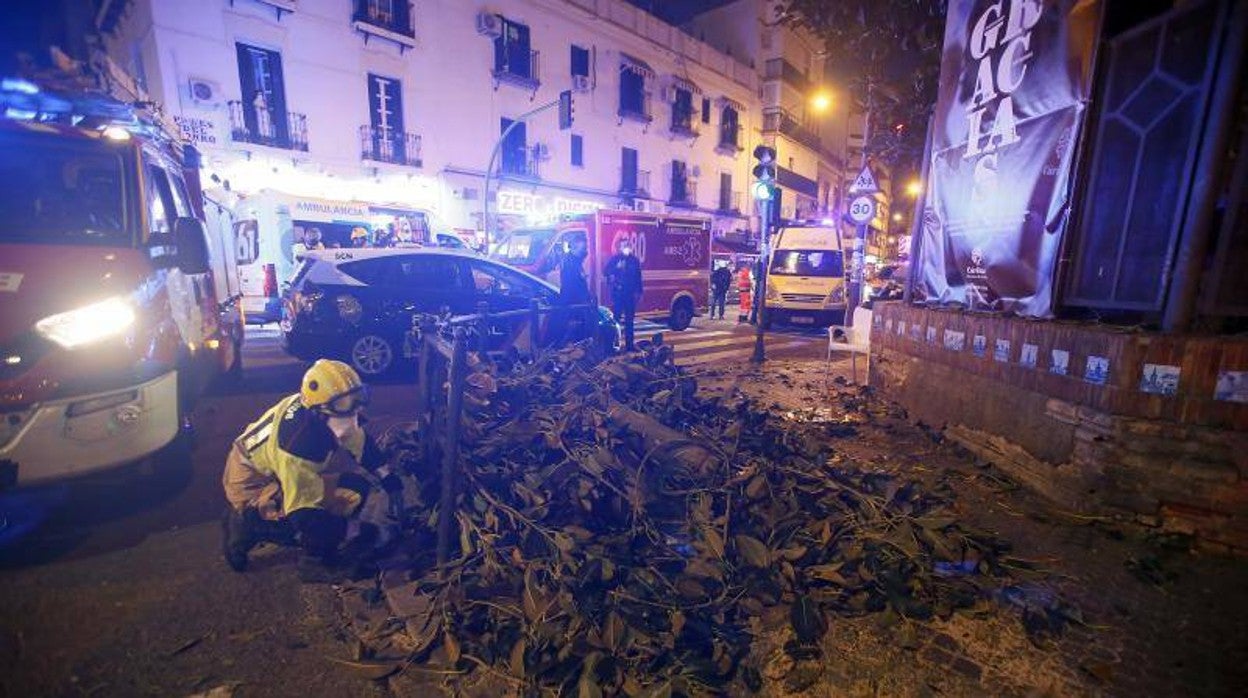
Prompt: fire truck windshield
<box><xmin>0</xmin><ymin>129</ymin><xmax>130</xmax><ymax>246</ymax></box>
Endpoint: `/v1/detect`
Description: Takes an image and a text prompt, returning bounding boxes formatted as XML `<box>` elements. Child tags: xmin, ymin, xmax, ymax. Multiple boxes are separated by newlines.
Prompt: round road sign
<box><xmin>847</xmin><ymin>195</ymin><xmax>877</xmax><ymax>224</ymax></box>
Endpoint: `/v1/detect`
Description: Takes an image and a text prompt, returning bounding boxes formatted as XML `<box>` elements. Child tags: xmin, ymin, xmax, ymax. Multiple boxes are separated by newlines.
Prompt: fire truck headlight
<box><xmin>35</xmin><ymin>297</ymin><xmax>136</xmax><ymax>349</ymax></box>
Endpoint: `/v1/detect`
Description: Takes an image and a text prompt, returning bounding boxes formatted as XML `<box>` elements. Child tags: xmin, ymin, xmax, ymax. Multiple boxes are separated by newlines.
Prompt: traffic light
<box><xmin>558</xmin><ymin>90</ymin><xmax>574</xmax><ymax>130</ymax></box>
<box><xmin>752</xmin><ymin>144</ymin><xmax>776</xmax><ymax>200</ymax></box>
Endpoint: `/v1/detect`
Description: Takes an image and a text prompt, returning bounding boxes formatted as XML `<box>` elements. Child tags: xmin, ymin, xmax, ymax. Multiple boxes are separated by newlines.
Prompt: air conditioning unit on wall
<box><xmin>476</xmin><ymin>12</ymin><xmax>501</xmax><ymax>37</ymax></box>
<box><xmin>187</xmin><ymin>77</ymin><xmax>222</xmax><ymax>106</ymax></box>
<box><xmin>572</xmin><ymin>74</ymin><xmax>592</xmax><ymax>93</ymax></box>
<box><xmin>634</xmin><ymin>199</ymin><xmax>667</xmax><ymax>214</ymax></box>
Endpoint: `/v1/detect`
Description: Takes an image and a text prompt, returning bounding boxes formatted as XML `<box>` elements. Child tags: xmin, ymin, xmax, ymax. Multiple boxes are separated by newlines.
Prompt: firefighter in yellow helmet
<box><xmin>350</xmin><ymin>226</ymin><xmax>370</xmax><ymax>248</ymax></box>
<box><xmin>221</xmin><ymin>359</ymin><xmax>405</xmax><ymax>582</ymax></box>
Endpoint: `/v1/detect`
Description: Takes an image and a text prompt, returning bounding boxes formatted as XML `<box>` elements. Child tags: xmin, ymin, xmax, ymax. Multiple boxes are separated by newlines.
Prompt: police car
<box><xmin>281</xmin><ymin>247</ymin><xmax>618</xmax><ymax>376</ymax></box>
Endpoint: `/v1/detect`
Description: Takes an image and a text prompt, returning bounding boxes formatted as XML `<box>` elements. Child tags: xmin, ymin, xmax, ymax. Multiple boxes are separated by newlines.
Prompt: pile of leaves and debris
<box><xmin>379</xmin><ymin>339</ymin><xmax>1067</xmax><ymax>695</ymax></box>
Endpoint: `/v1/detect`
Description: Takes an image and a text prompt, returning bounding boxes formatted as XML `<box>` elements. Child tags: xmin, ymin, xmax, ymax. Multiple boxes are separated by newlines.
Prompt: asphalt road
<box><xmin>0</xmin><ymin>317</ymin><xmax>822</xmax><ymax>696</ymax></box>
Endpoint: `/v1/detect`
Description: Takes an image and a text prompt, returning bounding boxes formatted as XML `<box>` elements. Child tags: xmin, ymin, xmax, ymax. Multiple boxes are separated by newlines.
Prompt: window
<box><xmin>235</xmin><ymin>43</ymin><xmax>288</xmax><ymax>144</ymax></box>
<box><xmin>701</xmin><ymin>98</ymin><xmax>711</xmax><ymax>124</ymax></box>
<box><xmin>671</xmin><ymin>88</ymin><xmax>695</xmax><ymax>133</ymax></box>
<box><xmin>494</xmin><ymin>17</ymin><xmax>534</xmax><ymax>80</ymax></box>
<box><xmin>468</xmin><ymin>261</ymin><xmax>548</xmax><ymax>301</ymax></box>
<box><xmin>571</xmin><ymin>134</ymin><xmax>583</xmax><ymax>167</ymax></box>
<box><xmin>500</xmin><ymin>118</ymin><xmax>528</xmax><ymax>176</ymax></box>
<box><xmin>145</xmin><ymin>164</ymin><xmax>177</xmax><ymax>235</ymax></box>
<box><xmin>394</xmin><ymin>256</ymin><xmax>464</xmax><ymax>289</ymax></box>
<box><xmin>719</xmin><ymin>106</ymin><xmax>740</xmax><ymax>148</ymax></box>
<box><xmin>769</xmin><ymin>250</ymin><xmax>845</xmax><ymax>277</ymax></box>
<box><xmin>366</xmin><ymin>73</ymin><xmax>406</xmax><ymax>162</ymax></box>
<box><xmin>719</xmin><ymin>172</ymin><xmax>733</xmax><ymax>211</ymax></box>
<box><xmin>670</xmin><ymin>160</ymin><xmax>689</xmax><ymax>203</ymax></box>
<box><xmin>571</xmin><ymin>45</ymin><xmax>589</xmax><ymax>77</ymax></box>
<box><xmin>621</xmin><ymin>147</ymin><xmax>638</xmax><ymax>193</ymax></box>
<box><xmin>619</xmin><ymin>59</ymin><xmax>649</xmax><ymax>119</ymax></box>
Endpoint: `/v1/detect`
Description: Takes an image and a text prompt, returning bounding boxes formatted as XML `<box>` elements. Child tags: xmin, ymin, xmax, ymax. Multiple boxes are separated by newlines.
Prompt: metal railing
<box><xmin>620</xmin><ymin>168</ymin><xmax>651</xmax><ymax>196</ymax></box>
<box><xmin>406</xmin><ymin>301</ymin><xmax>609</xmax><ymax>572</ymax></box>
<box><xmin>359</xmin><ymin>125</ymin><xmax>422</xmax><ymax>167</ymax></box>
<box><xmin>352</xmin><ymin>0</ymin><xmax>414</xmax><ymax>37</ymax></box>
<box><xmin>670</xmin><ymin>178</ymin><xmax>697</xmax><ymax>207</ymax></box>
<box><xmin>762</xmin><ymin>106</ymin><xmax>821</xmax><ymax>152</ymax></box>
<box><xmin>618</xmin><ymin>91</ymin><xmax>652</xmax><ymax>123</ymax></box>
<box><xmin>228</xmin><ymin>100</ymin><xmax>308</xmax><ymax>151</ymax></box>
<box><xmin>717</xmin><ymin>123</ymin><xmax>743</xmax><ymax>152</ymax></box>
<box><xmin>718</xmin><ymin>189</ymin><xmax>741</xmax><ymax>213</ymax></box>
<box><xmin>670</xmin><ymin>109</ymin><xmax>699</xmax><ymax>137</ymax></box>
<box><xmin>493</xmin><ymin>48</ymin><xmax>541</xmax><ymax>88</ymax></box>
<box><xmin>500</xmin><ymin>150</ymin><xmax>540</xmax><ymax>178</ymax></box>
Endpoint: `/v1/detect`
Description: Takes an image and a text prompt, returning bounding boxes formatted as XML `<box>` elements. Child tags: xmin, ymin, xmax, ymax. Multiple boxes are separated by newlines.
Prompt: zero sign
<box><xmin>847</xmin><ymin>195</ymin><xmax>877</xmax><ymax>224</ymax></box>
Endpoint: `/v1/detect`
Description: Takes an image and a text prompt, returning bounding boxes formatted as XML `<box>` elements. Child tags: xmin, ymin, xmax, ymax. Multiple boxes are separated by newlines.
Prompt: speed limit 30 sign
<box><xmin>847</xmin><ymin>195</ymin><xmax>877</xmax><ymax>224</ymax></box>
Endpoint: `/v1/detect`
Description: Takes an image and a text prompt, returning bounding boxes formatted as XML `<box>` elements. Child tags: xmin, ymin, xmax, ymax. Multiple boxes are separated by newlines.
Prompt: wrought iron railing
<box><xmin>618</xmin><ymin>91</ymin><xmax>652</xmax><ymax>123</ymax></box>
<box><xmin>670</xmin><ymin>179</ymin><xmax>697</xmax><ymax>208</ymax></box>
<box><xmin>717</xmin><ymin>123</ymin><xmax>744</xmax><ymax>152</ymax></box>
<box><xmin>762</xmin><ymin>107</ymin><xmax>821</xmax><ymax>152</ymax></box>
<box><xmin>670</xmin><ymin>109</ymin><xmax>699</xmax><ymax>137</ymax></box>
<box><xmin>493</xmin><ymin>48</ymin><xmax>541</xmax><ymax>89</ymax></box>
<box><xmin>359</xmin><ymin>126</ymin><xmax>422</xmax><ymax>167</ymax></box>
<box><xmin>228</xmin><ymin>100</ymin><xmax>308</xmax><ymax>151</ymax></box>
<box><xmin>352</xmin><ymin>0</ymin><xmax>414</xmax><ymax>37</ymax></box>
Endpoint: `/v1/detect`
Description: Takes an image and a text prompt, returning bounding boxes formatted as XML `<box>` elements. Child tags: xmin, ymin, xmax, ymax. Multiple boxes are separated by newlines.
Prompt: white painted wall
<box><xmin>100</xmin><ymin>0</ymin><xmax>760</xmax><ymax>236</ymax></box>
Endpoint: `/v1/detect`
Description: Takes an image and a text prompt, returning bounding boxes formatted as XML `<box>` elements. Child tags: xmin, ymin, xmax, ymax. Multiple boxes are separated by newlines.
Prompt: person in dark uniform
<box><xmin>710</xmin><ymin>262</ymin><xmax>732</xmax><ymax>320</ymax></box>
<box><xmin>554</xmin><ymin>236</ymin><xmax>591</xmax><ymax>344</ymax></box>
<box><xmin>603</xmin><ymin>238</ymin><xmax>643</xmax><ymax>351</ymax></box>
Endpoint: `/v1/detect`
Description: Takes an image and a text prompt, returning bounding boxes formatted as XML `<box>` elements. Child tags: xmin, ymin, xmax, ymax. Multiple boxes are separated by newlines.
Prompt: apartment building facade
<box><xmin>95</xmin><ymin>0</ymin><xmax>760</xmax><ymax>248</ymax></box>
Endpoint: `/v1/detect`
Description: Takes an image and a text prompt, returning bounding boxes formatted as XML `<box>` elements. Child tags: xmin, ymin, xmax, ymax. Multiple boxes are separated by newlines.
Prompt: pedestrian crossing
<box><xmin>239</xmin><ymin>317</ymin><xmax>825</xmax><ymax>375</ymax></box>
<box><xmin>633</xmin><ymin>318</ymin><xmax>823</xmax><ymax>366</ymax></box>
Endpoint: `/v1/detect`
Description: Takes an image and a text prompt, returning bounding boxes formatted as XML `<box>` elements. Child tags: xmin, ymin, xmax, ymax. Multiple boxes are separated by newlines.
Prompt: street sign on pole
<box><xmin>847</xmin><ymin>195</ymin><xmax>877</xmax><ymax>224</ymax></box>
<box><xmin>848</xmin><ymin>164</ymin><xmax>881</xmax><ymax>194</ymax></box>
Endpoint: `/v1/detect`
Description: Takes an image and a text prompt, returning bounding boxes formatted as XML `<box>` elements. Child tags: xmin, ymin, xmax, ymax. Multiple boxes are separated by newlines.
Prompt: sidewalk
<box><xmin>362</xmin><ymin>356</ymin><xmax>1247</xmax><ymax>696</ymax></box>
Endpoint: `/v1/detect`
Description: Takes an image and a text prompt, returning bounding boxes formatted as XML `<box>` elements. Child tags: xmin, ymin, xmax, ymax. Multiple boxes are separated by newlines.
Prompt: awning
<box><xmin>620</xmin><ymin>53</ymin><xmax>656</xmax><ymax>80</ymax></box>
<box><xmin>672</xmin><ymin>75</ymin><xmax>702</xmax><ymax>95</ymax></box>
<box><xmin>717</xmin><ymin>96</ymin><xmax>744</xmax><ymax>112</ymax></box>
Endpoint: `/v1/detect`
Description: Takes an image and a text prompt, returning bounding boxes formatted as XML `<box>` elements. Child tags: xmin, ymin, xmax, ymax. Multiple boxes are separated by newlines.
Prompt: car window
<box><xmin>338</xmin><ymin>258</ymin><xmax>395</xmax><ymax>286</ymax></box>
<box><xmin>394</xmin><ymin>256</ymin><xmax>465</xmax><ymax>290</ymax></box>
<box><xmin>145</xmin><ymin>164</ymin><xmax>177</xmax><ymax>235</ymax></box>
<box><xmin>167</xmin><ymin>170</ymin><xmax>194</xmax><ymax>218</ymax></box>
<box><xmin>468</xmin><ymin>261</ymin><xmax>549</xmax><ymax>301</ymax></box>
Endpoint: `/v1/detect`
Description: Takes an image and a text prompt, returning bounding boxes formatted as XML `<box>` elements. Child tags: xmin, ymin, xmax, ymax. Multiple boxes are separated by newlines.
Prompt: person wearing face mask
<box><xmin>603</xmin><ymin>237</ymin><xmax>644</xmax><ymax>351</ymax></box>
<box><xmin>220</xmin><ymin>359</ymin><xmax>405</xmax><ymax>583</ymax></box>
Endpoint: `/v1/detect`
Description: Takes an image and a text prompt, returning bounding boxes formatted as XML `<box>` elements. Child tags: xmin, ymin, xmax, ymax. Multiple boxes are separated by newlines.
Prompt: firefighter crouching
<box><xmin>222</xmin><ymin>359</ymin><xmax>406</xmax><ymax>583</ymax></box>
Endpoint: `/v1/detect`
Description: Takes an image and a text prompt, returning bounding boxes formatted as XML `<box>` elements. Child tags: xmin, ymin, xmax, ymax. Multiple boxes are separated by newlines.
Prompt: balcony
<box><xmin>352</xmin><ymin>0</ymin><xmax>416</xmax><ymax>50</ymax></box>
<box><xmin>228</xmin><ymin>100</ymin><xmax>308</xmax><ymax>151</ymax></box>
<box><xmin>359</xmin><ymin>126</ymin><xmax>422</xmax><ymax>167</ymax></box>
<box><xmin>670</xmin><ymin>109</ymin><xmax>699</xmax><ymax>138</ymax></box>
<box><xmin>716</xmin><ymin>123</ymin><xmax>743</xmax><ymax>153</ymax></box>
<box><xmin>500</xmin><ymin>150</ymin><xmax>540</xmax><ymax>179</ymax></box>
<box><xmin>493</xmin><ymin>49</ymin><xmax>541</xmax><ymax>91</ymax></box>
<box><xmin>669</xmin><ymin>179</ymin><xmax>697</xmax><ymax>208</ymax></box>
<box><xmin>620</xmin><ymin>169</ymin><xmax>651</xmax><ymax>197</ymax></box>
<box><xmin>763</xmin><ymin>58</ymin><xmax>812</xmax><ymax>94</ymax></box>
<box><xmin>763</xmin><ymin>106</ymin><xmax>821</xmax><ymax>152</ymax></box>
<box><xmin>618</xmin><ymin>91</ymin><xmax>652</xmax><ymax>124</ymax></box>
<box><xmin>718</xmin><ymin>189</ymin><xmax>742</xmax><ymax>214</ymax></box>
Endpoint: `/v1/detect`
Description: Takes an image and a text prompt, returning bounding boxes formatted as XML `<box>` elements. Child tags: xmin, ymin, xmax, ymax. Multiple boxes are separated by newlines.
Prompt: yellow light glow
<box><xmin>892</xmin><ymin>213</ymin><xmax>903</xmax><ymax>222</ymax></box>
<box><xmin>905</xmin><ymin>180</ymin><xmax>923</xmax><ymax>197</ymax></box>
<box><xmin>811</xmin><ymin>93</ymin><xmax>832</xmax><ymax>112</ymax></box>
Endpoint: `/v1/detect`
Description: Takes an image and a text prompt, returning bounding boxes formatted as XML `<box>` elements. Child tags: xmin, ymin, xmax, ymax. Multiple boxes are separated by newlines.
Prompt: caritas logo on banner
<box><xmin>913</xmin><ymin>0</ymin><xmax>1101</xmax><ymax>317</ymax></box>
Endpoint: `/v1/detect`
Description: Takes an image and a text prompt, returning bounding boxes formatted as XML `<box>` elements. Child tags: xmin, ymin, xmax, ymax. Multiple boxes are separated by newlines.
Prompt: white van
<box><xmin>763</xmin><ymin>225</ymin><xmax>848</xmax><ymax>327</ymax></box>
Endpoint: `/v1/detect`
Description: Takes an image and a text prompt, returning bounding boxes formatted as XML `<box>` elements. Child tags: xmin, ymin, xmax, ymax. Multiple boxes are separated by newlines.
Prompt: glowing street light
<box><xmin>905</xmin><ymin>179</ymin><xmax>923</xmax><ymax>197</ymax></box>
<box><xmin>810</xmin><ymin>92</ymin><xmax>832</xmax><ymax>113</ymax></box>
<box><xmin>892</xmin><ymin>212</ymin><xmax>903</xmax><ymax>222</ymax></box>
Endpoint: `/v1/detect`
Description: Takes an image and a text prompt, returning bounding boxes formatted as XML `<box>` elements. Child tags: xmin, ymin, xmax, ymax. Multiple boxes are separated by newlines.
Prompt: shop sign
<box><xmin>496</xmin><ymin>190</ymin><xmax>604</xmax><ymax>218</ymax></box>
<box><xmin>173</xmin><ymin>115</ymin><xmax>220</xmax><ymax>146</ymax></box>
<box><xmin>292</xmin><ymin>197</ymin><xmax>371</xmax><ymax>222</ymax></box>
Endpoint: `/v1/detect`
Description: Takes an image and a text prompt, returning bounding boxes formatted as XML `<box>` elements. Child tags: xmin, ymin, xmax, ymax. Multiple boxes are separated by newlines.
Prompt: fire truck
<box><xmin>0</xmin><ymin>54</ymin><xmax>242</xmax><ymax>489</ymax></box>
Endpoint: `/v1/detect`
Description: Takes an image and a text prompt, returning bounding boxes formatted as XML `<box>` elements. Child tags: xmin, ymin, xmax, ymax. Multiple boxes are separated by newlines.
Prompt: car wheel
<box><xmin>350</xmin><ymin>333</ymin><xmax>396</xmax><ymax>377</ymax></box>
<box><xmin>669</xmin><ymin>298</ymin><xmax>695</xmax><ymax>331</ymax></box>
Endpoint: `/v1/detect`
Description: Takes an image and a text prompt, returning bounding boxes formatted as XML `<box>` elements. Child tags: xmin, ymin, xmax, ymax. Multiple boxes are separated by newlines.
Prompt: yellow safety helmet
<box><xmin>301</xmin><ymin>359</ymin><xmax>369</xmax><ymax>415</ymax></box>
<box><xmin>351</xmin><ymin>227</ymin><xmax>369</xmax><ymax>240</ymax></box>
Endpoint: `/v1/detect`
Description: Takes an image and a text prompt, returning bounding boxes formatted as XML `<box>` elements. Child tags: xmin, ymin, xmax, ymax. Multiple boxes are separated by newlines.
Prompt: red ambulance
<box><xmin>492</xmin><ymin>210</ymin><xmax>711</xmax><ymax>330</ymax></box>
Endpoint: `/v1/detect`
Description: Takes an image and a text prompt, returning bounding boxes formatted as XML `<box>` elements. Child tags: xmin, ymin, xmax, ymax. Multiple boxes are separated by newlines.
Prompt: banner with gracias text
<box><xmin>914</xmin><ymin>0</ymin><xmax>1101</xmax><ymax>316</ymax></box>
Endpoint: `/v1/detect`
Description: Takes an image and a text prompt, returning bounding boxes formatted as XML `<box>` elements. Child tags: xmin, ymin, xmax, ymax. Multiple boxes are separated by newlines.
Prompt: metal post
<box><xmin>476</xmin><ymin>301</ymin><xmax>490</xmax><ymax>355</ymax></box>
<box><xmin>436</xmin><ymin>327</ymin><xmax>467</xmax><ymax>572</ymax></box>
<box><xmin>482</xmin><ymin>98</ymin><xmax>561</xmax><ymax>251</ymax></box>
<box><xmin>528</xmin><ymin>298</ymin><xmax>542</xmax><ymax>350</ymax></box>
<box><xmin>415</xmin><ymin>316</ymin><xmax>435</xmax><ymax>470</ymax></box>
<box><xmin>903</xmin><ymin>110</ymin><xmax>937</xmax><ymax>304</ymax></box>
<box><xmin>751</xmin><ymin>197</ymin><xmax>770</xmax><ymax>363</ymax></box>
<box><xmin>847</xmin><ymin>82</ymin><xmax>874</xmax><ymax>323</ymax></box>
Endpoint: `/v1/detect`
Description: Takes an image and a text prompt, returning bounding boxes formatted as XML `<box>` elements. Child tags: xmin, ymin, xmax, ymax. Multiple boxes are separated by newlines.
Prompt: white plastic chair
<box><xmin>826</xmin><ymin>307</ymin><xmax>873</xmax><ymax>384</ymax></box>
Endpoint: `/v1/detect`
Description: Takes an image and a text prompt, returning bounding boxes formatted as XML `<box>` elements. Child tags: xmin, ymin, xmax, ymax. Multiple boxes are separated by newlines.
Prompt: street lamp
<box><xmin>810</xmin><ymin>92</ymin><xmax>832</xmax><ymax>113</ymax></box>
<box><xmin>892</xmin><ymin>212</ymin><xmax>903</xmax><ymax>222</ymax></box>
<box><xmin>905</xmin><ymin>179</ymin><xmax>923</xmax><ymax>198</ymax></box>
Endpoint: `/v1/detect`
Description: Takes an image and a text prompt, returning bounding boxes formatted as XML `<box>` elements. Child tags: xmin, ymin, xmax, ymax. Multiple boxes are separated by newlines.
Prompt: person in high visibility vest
<box><xmin>737</xmin><ymin>263</ymin><xmax>753</xmax><ymax>324</ymax></box>
<box><xmin>221</xmin><ymin>359</ymin><xmax>406</xmax><ymax>583</ymax></box>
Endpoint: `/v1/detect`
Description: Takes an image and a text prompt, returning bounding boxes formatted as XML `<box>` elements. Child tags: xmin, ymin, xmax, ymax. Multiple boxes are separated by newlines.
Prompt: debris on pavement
<box><xmin>355</xmin><ymin>340</ymin><xmax>1072</xmax><ymax>695</ymax></box>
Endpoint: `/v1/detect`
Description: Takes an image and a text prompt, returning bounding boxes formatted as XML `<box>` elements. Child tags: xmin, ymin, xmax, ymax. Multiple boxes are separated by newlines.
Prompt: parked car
<box><xmin>281</xmin><ymin>248</ymin><xmax>619</xmax><ymax>376</ymax></box>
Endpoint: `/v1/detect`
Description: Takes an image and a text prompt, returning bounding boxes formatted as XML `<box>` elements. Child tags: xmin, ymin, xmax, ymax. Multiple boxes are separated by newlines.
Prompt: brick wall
<box><xmin>868</xmin><ymin>303</ymin><xmax>1248</xmax><ymax>550</ymax></box>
